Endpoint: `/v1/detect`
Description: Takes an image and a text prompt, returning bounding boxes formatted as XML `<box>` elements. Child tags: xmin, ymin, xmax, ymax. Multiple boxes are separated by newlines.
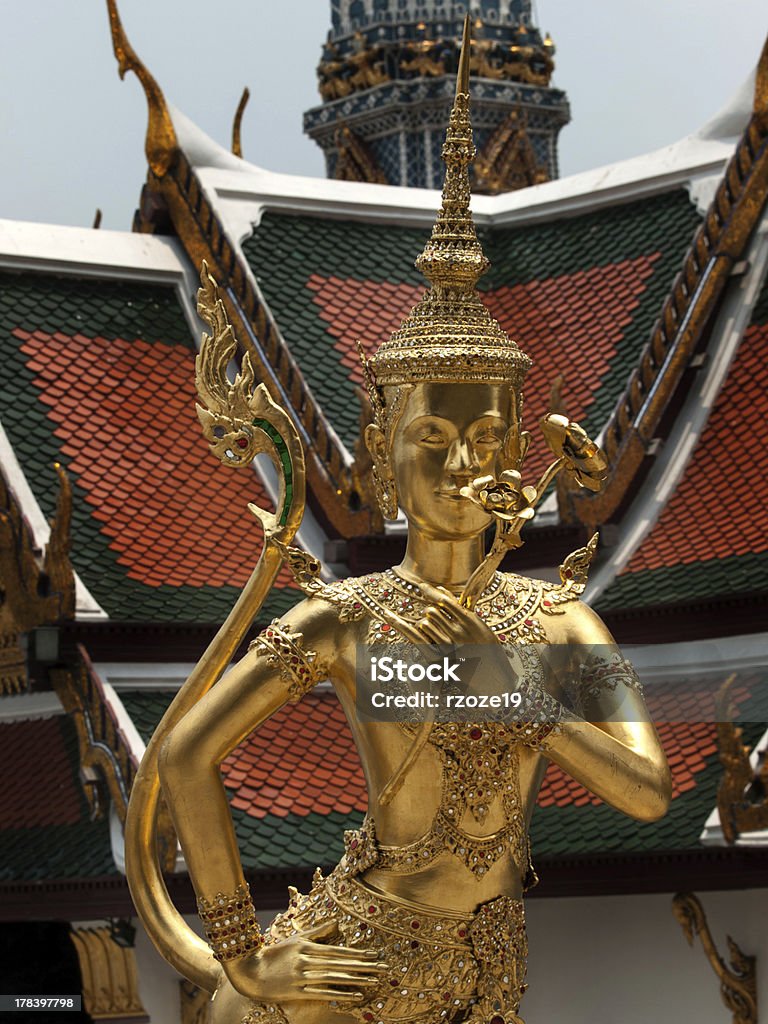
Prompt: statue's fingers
<box><xmin>425</xmin><ymin>605</ymin><xmax>474</xmax><ymax>644</ymax></box>
<box><xmin>304</xmin><ymin>970</ymin><xmax>382</xmax><ymax>986</ymax></box>
<box><xmin>302</xmin><ymin>919</ymin><xmax>339</xmax><ymax>942</ymax></box>
<box><xmin>418</xmin><ymin>581</ymin><xmax>460</xmax><ymax>608</ymax></box>
<box><xmin>419</xmin><ymin>616</ymin><xmax>450</xmax><ymax>644</ymax></box>
<box><xmin>304</xmin><ymin>942</ymin><xmax>384</xmax><ymax>962</ymax></box>
<box><xmin>305</xmin><ymin>954</ymin><xmax>387</xmax><ymax>970</ymax></box>
<box><xmin>303</xmin><ymin>956</ymin><xmax>388</xmax><ymax>974</ymax></box>
<box><xmin>303</xmin><ymin>987</ymin><xmax>365</xmax><ymax>1001</ymax></box>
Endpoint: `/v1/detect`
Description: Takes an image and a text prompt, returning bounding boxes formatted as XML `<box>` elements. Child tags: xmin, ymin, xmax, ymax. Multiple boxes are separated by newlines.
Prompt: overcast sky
<box><xmin>2</xmin><ymin>1</ymin><xmax>766</xmax><ymax>231</ymax></box>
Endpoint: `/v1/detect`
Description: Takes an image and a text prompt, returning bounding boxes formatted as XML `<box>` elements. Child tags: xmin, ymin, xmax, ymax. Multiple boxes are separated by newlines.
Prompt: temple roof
<box><xmin>0</xmin><ymin>224</ymin><xmax>302</xmax><ymax>626</ymax></box>
<box><xmin>595</xmin><ymin>276</ymin><xmax>768</xmax><ymax>613</ymax></box>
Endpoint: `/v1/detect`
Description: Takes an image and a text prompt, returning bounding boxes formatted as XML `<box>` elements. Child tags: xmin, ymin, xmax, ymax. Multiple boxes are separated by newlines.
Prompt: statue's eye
<box><xmin>474</xmin><ymin>431</ymin><xmax>502</xmax><ymax>446</ymax></box>
<box><xmin>420</xmin><ymin>432</ymin><xmax>446</xmax><ymax>445</ymax></box>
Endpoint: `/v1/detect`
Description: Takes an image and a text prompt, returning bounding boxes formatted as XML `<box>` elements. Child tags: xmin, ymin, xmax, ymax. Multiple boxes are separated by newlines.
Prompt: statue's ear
<box><xmin>503</xmin><ymin>427</ymin><xmax>531</xmax><ymax>472</ymax></box>
<box><xmin>365</xmin><ymin>422</ymin><xmax>387</xmax><ymax>464</ymax></box>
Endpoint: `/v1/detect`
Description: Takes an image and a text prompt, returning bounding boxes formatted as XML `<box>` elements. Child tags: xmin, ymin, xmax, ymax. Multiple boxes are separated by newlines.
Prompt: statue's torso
<box><xmin>314</xmin><ymin>567</ymin><xmax>574</xmax><ymax>912</ymax></box>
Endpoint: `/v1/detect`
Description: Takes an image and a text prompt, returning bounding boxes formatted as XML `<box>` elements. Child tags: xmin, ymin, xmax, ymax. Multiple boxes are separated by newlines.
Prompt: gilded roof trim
<box><xmin>564</xmin><ymin>36</ymin><xmax>768</xmax><ymax>529</ymax></box>
<box><xmin>107</xmin><ymin>5</ymin><xmax>372</xmax><ymax>536</ymax></box>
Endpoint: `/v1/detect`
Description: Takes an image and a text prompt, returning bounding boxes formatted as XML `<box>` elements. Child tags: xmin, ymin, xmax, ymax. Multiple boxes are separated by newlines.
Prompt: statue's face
<box><xmin>389</xmin><ymin>382</ymin><xmax>515</xmax><ymax>539</ymax></box>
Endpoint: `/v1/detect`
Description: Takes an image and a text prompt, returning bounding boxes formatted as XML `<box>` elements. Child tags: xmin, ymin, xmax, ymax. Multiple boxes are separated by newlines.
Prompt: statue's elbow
<box><xmin>158</xmin><ymin>723</ymin><xmax>195</xmax><ymax>792</ymax></box>
<box><xmin>634</xmin><ymin>763</ymin><xmax>673</xmax><ymax>822</ymax></box>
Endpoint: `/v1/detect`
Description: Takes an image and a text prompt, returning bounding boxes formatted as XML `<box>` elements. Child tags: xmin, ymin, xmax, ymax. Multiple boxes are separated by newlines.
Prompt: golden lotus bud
<box><xmin>540</xmin><ymin>414</ymin><xmax>608</xmax><ymax>493</ymax></box>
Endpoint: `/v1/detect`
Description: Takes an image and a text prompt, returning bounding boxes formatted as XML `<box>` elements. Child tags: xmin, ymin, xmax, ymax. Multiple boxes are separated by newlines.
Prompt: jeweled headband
<box><xmin>360</xmin><ymin>16</ymin><xmax>532</xmax><ymax>413</ymax></box>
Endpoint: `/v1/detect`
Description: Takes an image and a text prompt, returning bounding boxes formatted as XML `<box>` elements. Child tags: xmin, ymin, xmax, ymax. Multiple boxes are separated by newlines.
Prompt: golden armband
<box><xmin>197</xmin><ymin>882</ymin><xmax>264</xmax><ymax>963</ymax></box>
<box><xmin>577</xmin><ymin>652</ymin><xmax>644</xmax><ymax>705</ymax></box>
<box><xmin>249</xmin><ymin>619</ymin><xmax>328</xmax><ymax>703</ymax></box>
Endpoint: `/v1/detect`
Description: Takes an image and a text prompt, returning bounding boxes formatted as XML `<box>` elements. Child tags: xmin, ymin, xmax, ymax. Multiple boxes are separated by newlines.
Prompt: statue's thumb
<box><xmin>305</xmin><ymin>919</ymin><xmax>339</xmax><ymax>943</ymax></box>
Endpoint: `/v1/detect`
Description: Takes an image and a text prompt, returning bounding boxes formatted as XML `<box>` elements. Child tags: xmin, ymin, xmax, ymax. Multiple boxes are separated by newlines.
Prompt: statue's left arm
<box><xmin>158</xmin><ymin>596</ymin><xmax>389</xmax><ymax>1004</ymax></box>
<box><xmin>540</xmin><ymin>600</ymin><xmax>672</xmax><ymax>822</ymax></box>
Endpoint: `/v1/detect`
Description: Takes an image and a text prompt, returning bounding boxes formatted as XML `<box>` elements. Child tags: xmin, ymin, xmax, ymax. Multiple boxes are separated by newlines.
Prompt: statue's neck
<box><xmin>396</xmin><ymin>531</ymin><xmax>485</xmax><ymax>593</ymax></box>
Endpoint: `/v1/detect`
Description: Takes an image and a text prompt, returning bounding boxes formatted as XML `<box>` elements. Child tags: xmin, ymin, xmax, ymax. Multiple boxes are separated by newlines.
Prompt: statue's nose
<box><xmin>445</xmin><ymin>437</ymin><xmax>475</xmax><ymax>475</ymax></box>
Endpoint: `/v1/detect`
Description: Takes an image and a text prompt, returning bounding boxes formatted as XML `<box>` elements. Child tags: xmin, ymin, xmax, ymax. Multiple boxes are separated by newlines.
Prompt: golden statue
<box><xmin>125</xmin><ymin>19</ymin><xmax>670</xmax><ymax>1024</ymax></box>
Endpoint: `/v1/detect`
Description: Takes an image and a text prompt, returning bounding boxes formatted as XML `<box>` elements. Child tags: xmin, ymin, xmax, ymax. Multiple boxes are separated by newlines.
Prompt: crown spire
<box><xmin>367</xmin><ymin>17</ymin><xmax>531</xmax><ymax>392</ymax></box>
<box><xmin>415</xmin><ymin>15</ymin><xmax>489</xmax><ymax>292</ymax></box>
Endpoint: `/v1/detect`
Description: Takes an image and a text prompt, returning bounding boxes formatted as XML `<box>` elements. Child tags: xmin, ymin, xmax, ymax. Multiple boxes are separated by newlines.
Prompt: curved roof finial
<box><xmin>106</xmin><ymin>0</ymin><xmax>177</xmax><ymax>177</ymax></box>
<box><xmin>232</xmin><ymin>87</ymin><xmax>250</xmax><ymax>158</ymax></box>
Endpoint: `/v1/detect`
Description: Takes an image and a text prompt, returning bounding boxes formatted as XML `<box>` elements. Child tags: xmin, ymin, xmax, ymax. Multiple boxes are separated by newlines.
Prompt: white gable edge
<box><xmin>197</xmin><ymin>136</ymin><xmax>731</xmax><ymax>241</ymax></box>
<box><xmin>585</xmin><ymin>212</ymin><xmax>768</xmax><ymax>603</ymax></box>
<box><xmin>0</xmin><ymin>690</ymin><xmax>65</xmax><ymax>722</ymax></box>
<box><xmin>170</xmin><ymin>72</ymin><xmax>744</xmax><ymax>230</ymax></box>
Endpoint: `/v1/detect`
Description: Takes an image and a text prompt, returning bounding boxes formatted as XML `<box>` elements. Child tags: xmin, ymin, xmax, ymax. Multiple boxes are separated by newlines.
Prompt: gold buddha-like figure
<box><xmin>125</xmin><ymin>19</ymin><xmax>671</xmax><ymax>1024</ymax></box>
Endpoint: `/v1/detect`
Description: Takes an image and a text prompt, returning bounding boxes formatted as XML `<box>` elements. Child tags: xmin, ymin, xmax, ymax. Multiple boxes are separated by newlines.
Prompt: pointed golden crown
<box><xmin>363</xmin><ymin>16</ymin><xmax>531</xmax><ymax>398</ymax></box>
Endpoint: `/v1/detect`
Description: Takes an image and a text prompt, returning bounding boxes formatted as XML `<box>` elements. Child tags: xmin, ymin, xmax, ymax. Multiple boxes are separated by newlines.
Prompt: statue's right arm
<box><xmin>158</xmin><ymin>596</ymin><xmax>387</xmax><ymax>1003</ymax></box>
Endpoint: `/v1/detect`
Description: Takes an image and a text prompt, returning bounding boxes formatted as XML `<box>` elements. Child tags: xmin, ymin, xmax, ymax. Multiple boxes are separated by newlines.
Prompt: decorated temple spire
<box><xmin>305</xmin><ymin>0</ymin><xmax>570</xmax><ymax>191</ymax></box>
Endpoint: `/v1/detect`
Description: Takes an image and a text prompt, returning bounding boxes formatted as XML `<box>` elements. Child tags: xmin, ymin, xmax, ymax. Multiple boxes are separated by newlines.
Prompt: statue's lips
<box><xmin>435</xmin><ymin>490</ymin><xmax>469</xmax><ymax>502</ymax></box>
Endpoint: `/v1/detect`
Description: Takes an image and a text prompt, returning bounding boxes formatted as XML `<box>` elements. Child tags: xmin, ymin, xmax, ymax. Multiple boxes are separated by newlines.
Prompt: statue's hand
<box><xmin>413</xmin><ymin>581</ymin><xmax>500</xmax><ymax>648</ymax></box>
<box><xmin>223</xmin><ymin>920</ymin><xmax>389</xmax><ymax>1004</ymax></box>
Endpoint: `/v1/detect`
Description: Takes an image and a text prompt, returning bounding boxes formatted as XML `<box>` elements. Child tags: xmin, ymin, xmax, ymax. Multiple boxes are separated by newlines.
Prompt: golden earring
<box><xmin>372</xmin><ymin>463</ymin><xmax>398</xmax><ymax>520</ymax></box>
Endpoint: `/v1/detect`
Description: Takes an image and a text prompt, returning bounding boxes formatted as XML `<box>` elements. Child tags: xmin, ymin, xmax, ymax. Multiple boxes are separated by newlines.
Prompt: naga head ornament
<box><xmin>360</xmin><ymin>15</ymin><xmax>532</xmax><ymax>422</ymax></box>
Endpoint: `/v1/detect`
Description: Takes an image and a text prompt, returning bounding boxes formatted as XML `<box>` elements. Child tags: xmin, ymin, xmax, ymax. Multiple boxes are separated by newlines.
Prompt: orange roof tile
<box><xmin>15</xmin><ymin>328</ymin><xmax>296</xmax><ymax>592</ymax></box>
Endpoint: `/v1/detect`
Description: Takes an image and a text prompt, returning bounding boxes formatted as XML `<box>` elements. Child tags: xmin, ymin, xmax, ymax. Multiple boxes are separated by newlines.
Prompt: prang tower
<box><xmin>303</xmin><ymin>0</ymin><xmax>571</xmax><ymax>193</ymax></box>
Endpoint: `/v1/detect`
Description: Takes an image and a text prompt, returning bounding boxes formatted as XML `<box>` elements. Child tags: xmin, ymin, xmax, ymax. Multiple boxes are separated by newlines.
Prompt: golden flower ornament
<box><xmin>540</xmin><ymin>414</ymin><xmax>608</xmax><ymax>493</ymax></box>
<box><xmin>460</xmin><ymin>471</ymin><xmax>537</xmax><ymax>523</ymax></box>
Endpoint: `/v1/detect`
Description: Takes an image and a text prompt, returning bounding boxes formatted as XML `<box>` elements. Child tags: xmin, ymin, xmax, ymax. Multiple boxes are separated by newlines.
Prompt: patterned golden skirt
<box><xmin>243</xmin><ymin>866</ymin><xmax>527</xmax><ymax>1024</ymax></box>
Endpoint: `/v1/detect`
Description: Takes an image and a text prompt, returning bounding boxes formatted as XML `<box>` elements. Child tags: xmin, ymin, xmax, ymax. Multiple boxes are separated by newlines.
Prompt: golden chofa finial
<box><xmin>231</xmin><ymin>87</ymin><xmax>251</xmax><ymax>158</ymax></box>
<box><xmin>106</xmin><ymin>0</ymin><xmax>177</xmax><ymax>177</ymax></box>
<box><xmin>367</xmin><ymin>15</ymin><xmax>531</xmax><ymax>391</ymax></box>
